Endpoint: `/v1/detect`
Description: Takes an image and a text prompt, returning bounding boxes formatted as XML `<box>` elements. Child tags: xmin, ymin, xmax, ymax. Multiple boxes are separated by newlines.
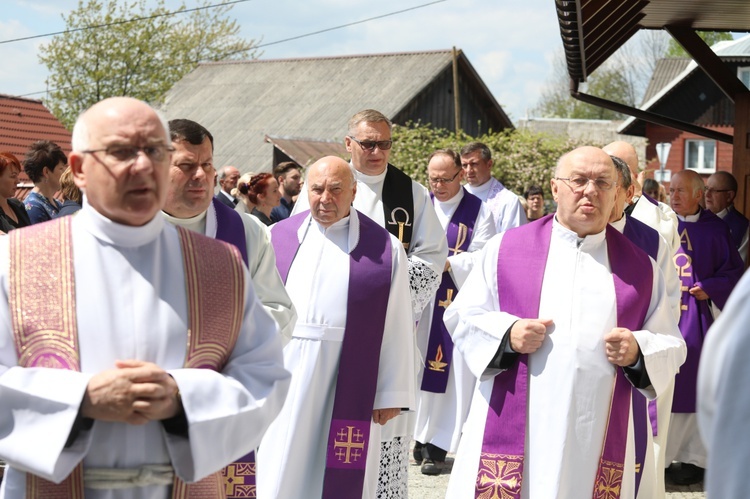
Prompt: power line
<box><xmin>0</xmin><ymin>0</ymin><xmax>254</xmax><ymax>45</ymax></box>
<box><xmin>18</xmin><ymin>0</ymin><xmax>447</xmax><ymax>98</ymax></box>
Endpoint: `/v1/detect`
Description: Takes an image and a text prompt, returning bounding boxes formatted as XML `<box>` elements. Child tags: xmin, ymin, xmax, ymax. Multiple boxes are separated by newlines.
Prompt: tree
<box><xmin>665</xmin><ymin>31</ymin><xmax>734</xmax><ymax>57</ymax></box>
<box><xmin>39</xmin><ymin>0</ymin><xmax>259</xmax><ymax>128</ymax></box>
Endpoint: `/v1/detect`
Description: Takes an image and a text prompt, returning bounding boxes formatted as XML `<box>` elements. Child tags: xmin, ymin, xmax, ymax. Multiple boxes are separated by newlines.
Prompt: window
<box><xmin>739</xmin><ymin>67</ymin><xmax>750</xmax><ymax>89</ymax></box>
<box><xmin>684</xmin><ymin>140</ymin><xmax>716</xmax><ymax>173</ymax></box>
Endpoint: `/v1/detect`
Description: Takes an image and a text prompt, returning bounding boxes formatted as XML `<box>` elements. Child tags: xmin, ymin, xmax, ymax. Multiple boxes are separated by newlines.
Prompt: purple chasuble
<box><xmin>271</xmin><ymin>210</ymin><xmax>392</xmax><ymax>499</ymax></box>
<box><xmin>622</xmin><ymin>215</ymin><xmax>660</xmax><ymax>441</ymax></box>
<box><xmin>422</xmin><ymin>189</ymin><xmax>482</xmax><ymax>393</ymax></box>
<box><xmin>475</xmin><ymin>215</ymin><xmax>652</xmax><ymax>499</ymax></box>
<box><xmin>672</xmin><ymin>209</ymin><xmax>744</xmax><ymax>413</ymax></box>
<box><xmin>212</xmin><ymin>197</ymin><xmax>248</xmax><ymax>265</ymax></box>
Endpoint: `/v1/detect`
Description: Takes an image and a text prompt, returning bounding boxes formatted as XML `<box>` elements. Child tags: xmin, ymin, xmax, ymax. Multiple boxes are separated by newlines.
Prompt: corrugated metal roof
<box><xmin>619</xmin><ymin>34</ymin><xmax>750</xmax><ymax>135</ymax></box>
<box><xmin>640</xmin><ymin>58</ymin><xmax>691</xmax><ymax>105</ymax></box>
<box><xmin>265</xmin><ymin>136</ymin><xmax>347</xmax><ymax>167</ymax></box>
<box><xmin>162</xmin><ymin>50</ymin><xmax>461</xmax><ymax>173</ymax></box>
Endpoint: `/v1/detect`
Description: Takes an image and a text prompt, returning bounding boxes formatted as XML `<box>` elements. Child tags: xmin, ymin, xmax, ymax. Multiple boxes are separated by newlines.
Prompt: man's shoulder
<box><xmin>726</xmin><ymin>206</ymin><xmax>750</xmax><ymax>225</ymax></box>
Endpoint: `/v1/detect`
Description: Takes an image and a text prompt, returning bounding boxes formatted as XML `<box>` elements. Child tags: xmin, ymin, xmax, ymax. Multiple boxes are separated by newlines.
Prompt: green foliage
<box><xmin>39</xmin><ymin>0</ymin><xmax>258</xmax><ymax>128</ymax></box>
<box><xmin>535</xmin><ymin>66</ymin><xmax>634</xmax><ymax>120</ymax></box>
<box><xmin>666</xmin><ymin>31</ymin><xmax>734</xmax><ymax>57</ymax></box>
<box><xmin>391</xmin><ymin>122</ymin><xmax>594</xmax><ymax>200</ymax></box>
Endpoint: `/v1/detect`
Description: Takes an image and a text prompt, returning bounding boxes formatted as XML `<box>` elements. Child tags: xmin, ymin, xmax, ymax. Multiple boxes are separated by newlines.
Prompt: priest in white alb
<box><xmin>412</xmin><ymin>149</ymin><xmax>495</xmax><ymax>475</ymax></box>
<box><xmin>292</xmin><ymin>109</ymin><xmax>447</xmax><ymax>497</ymax></box>
<box><xmin>444</xmin><ymin>146</ymin><xmax>686</xmax><ymax>499</ymax></box>
<box><xmin>256</xmin><ymin>157</ymin><xmax>415</xmax><ymax>499</ymax></box>
<box><xmin>0</xmin><ymin>97</ymin><xmax>290</xmax><ymax>499</ymax></box>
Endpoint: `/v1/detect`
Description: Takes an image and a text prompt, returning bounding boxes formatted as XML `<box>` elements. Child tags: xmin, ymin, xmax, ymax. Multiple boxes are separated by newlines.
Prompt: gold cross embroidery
<box><xmin>439</xmin><ymin>288</ymin><xmax>454</xmax><ymax>309</ymax></box>
<box><xmin>450</xmin><ymin>223</ymin><xmax>468</xmax><ymax>256</ymax></box>
<box><xmin>333</xmin><ymin>426</ymin><xmax>365</xmax><ymax>464</ymax></box>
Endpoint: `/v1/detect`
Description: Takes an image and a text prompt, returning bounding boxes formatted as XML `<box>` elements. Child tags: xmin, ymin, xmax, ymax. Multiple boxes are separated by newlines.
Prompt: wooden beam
<box><xmin>733</xmin><ymin>92</ymin><xmax>750</xmax><ymax>220</ymax></box>
<box><xmin>570</xmin><ymin>85</ymin><xmax>735</xmax><ymax>143</ymax></box>
<box><xmin>665</xmin><ymin>25</ymin><xmax>748</xmax><ymax>102</ymax></box>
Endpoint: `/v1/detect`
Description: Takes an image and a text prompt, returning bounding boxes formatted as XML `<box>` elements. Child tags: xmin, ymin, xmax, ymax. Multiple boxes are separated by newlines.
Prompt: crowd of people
<box><xmin>0</xmin><ymin>96</ymin><xmax>747</xmax><ymax>499</ymax></box>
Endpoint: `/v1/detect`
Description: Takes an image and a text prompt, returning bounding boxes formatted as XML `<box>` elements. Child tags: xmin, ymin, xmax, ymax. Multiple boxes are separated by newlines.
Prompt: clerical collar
<box><xmin>78</xmin><ymin>197</ymin><xmax>165</xmax><ymax>248</ymax></box>
<box><xmin>354</xmin><ymin>166</ymin><xmax>387</xmax><ymax>185</ymax></box>
<box><xmin>552</xmin><ymin>215</ymin><xmax>606</xmax><ymax>249</ymax></box>
<box><xmin>465</xmin><ymin>178</ymin><xmax>493</xmax><ymax>196</ymax></box>
<box><xmin>162</xmin><ymin>209</ymin><xmax>208</xmax><ymax>236</ymax></box>
<box><xmin>676</xmin><ymin>209</ymin><xmax>701</xmax><ymax>222</ymax></box>
<box><xmin>434</xmin><ymin>188</ymin><xmax>464</xmax><ymax>215</ymax></box>
<box><xmin>716</xmin><ymin>208</ymin><xmax>729</xmax><ymax>219</ymax></box>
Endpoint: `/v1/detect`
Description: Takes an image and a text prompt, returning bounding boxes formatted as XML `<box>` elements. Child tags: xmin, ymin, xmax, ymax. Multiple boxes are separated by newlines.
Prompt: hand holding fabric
<box><xmin>604</xmin><ymin>328</ymin><xmax>640</xmax><ymax>367</ymax></box>
<box><xmin>372</xmin><ymin>408</ymin><xmax>400</xmax><ymax>425</ymax></box>
<box><xmin>509</xmin><ymin>318</ymin><xmax>553</xmax><ymax>354</ymax></box>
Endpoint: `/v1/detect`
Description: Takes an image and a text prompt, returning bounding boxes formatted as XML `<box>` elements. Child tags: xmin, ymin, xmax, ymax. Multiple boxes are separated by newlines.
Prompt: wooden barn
<box><xmin>162</xmin><ymin>49</ymin><xmax>513</xmax><ymax>172</ymax></box>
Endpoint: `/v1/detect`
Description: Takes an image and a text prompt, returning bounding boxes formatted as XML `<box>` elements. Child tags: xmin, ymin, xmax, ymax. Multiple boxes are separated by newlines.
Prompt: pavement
<box><xmin>407</xmin><ymin>442</ymin><xmax>706</xmax><ymax>498</ymax></box>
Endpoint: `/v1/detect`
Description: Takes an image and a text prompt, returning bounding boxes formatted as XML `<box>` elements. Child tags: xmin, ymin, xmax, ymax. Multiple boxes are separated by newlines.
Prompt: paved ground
<box><xmin>407</xmin><ymin>443</ymin><xmax>706</xmax><ymax>498</ymax></box>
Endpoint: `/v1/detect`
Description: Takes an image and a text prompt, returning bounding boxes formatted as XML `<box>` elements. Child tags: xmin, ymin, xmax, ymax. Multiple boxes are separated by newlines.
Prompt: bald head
<box><xmin>669</xmin><ymin>170</ymin><xmax>704</xmax><ymax>217</ymax></box>
<box><xmin>551</xmin><ymin>146</ymin><xmax>618</xmax><ymax>237</ymax></box>
<box><xmin>69</xmin><ymin>97</ymin><xmax>172</xmax><ymax>226</ymax></box>
<box><xmin>307</xmin><ymin>156</ymin><xmax>357</xmax><ymax>227</ymax></box>
<box><xmin>219</xmin><ymin>165</ymin><xmax>240</xmax><ymax>194</ymax></box>
<box><xmin>603</xmin><ymin>141</ymin><xmax>641</xmax><ymax>195</ymax></box>
<box><xmin>705</xmin><ymin>171</ymin><xmax>738</xmax><ymax>214</ymax></box>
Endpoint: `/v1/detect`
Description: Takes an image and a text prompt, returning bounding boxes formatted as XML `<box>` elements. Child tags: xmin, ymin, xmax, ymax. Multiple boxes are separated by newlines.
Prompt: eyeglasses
<box><xmin>555</xmin><ymin>176</ymin><xmax>616</xmax><ymax>192</ymax></box>
<box><xmin>348</xmin><ymin>136</ymin><xmax>392</xmax><ymax>151</ymax></box>
<box><xmin>428</xmin><ymin>171</ymin><xmax>461</xmax><ymax>185</ymax></box>
<box><xmin>82</xmin><ymin>144</ymin><xmax>175</xmax><ymax>167</ymax></box>
<box><xmin>705</xmin><ymin>188</ymin><xmax>730</xmax><ymax>195</ymax></box>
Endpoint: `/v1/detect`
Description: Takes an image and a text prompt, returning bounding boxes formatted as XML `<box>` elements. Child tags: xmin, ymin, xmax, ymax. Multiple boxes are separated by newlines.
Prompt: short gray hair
<box><xmin>348</xmin><ymin>109</ymin><xmax>391</xmax><ymax>135</ymax></box>
<box><xmin>610</xmin><ymin>155</ymin><xmax>632</xmax><ymax>189</ymax></box>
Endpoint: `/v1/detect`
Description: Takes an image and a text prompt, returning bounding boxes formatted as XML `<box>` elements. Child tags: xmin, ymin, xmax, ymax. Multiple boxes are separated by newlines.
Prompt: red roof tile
<box><xmin>0</xmin><ymin>93</ymin><xmax>72</xmax><ymax>159</ymax></box>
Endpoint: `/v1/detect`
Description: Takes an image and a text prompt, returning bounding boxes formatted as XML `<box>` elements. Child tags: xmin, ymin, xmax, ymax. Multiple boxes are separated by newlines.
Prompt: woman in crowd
<box><xmin>244</xmin><ymin>172</ymin><xmax>281</xmax><ymax>226</ymax></box>
<box><xmin>57</xmin><ymin>167</ymin><xmax>82</xmax><ymax>217</ymax></box>
<box><xmin>0</xmin><ymin>152</ymin><xmax>31</xmax><ymax>233</ymax></box>
<box><xmin>233</xmin><ymin>172</ymin><xmax>255</xmax><ymax>215</ymax></box>
<box><xmin>23</xmin><ymin>140</ymin><xmax>66</xmax><ymax>224</ymax></box>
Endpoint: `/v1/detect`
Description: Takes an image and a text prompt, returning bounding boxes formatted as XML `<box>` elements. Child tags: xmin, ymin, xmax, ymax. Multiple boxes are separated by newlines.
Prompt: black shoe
<box><xmin>412</xmin><ymin>441</ymin><xmax>424</xmax><ymax>465</ymax></box>
<box><xmin>420</xmin><ymin>458</ymin><xmax>444</xmax><ymax>475</ymax></box>
<box><xmin>669</xmin><ymin>463</ymin><xmax>704</xmax><ymax>486</ymax></box>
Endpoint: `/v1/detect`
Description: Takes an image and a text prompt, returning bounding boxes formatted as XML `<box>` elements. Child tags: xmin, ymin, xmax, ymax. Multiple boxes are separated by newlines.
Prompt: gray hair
<box><xmin>347</xmin><ymin>109</ymin><xmax>392</xmax><ymax>135</ymax></box>
<box><xmin>610</xmin><ymin>155</ymin><xmax>632</xmax><ymax>189</ymax></box>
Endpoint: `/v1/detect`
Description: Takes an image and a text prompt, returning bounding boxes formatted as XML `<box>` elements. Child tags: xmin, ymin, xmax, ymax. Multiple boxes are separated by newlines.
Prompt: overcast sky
<box><xmin>2</xmin><ymin>0</ymin><xmax>567</xmax><ymax>123</ymax></box>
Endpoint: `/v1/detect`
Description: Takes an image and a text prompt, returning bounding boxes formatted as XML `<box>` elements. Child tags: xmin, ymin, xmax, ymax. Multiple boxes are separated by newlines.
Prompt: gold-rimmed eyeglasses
<box><xmin>82</xmin><ymin>144</ymin><xmax>175</xmax><ymax>167</ymax></box>
<box><xmin>555</xmin><ymin>176</ymin><xmax>616</xmax><ymax>193</ymax></box>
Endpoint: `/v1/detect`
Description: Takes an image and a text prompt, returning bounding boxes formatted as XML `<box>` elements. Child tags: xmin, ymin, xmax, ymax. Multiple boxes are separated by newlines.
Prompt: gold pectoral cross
<box><xmin>450</xmin><ymin>223</ymin><xmax>468</xmax><ymax>256</ymax></box>
<box><xmin>439</xmin><ymin>288</ymin><xmax>454</xmax><ymax>309</ymax></box>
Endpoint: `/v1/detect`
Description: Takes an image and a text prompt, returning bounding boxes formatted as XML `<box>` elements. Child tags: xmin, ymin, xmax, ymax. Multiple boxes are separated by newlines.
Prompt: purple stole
<box><xmin>271</xmin><ymin>211</ymin><xmax>392</xmax><ymax>499</ymax></box>
<box><xmin>9</xmin><ymin>217</ymin><xmax>245</xmax><ymax>499</ymax></box>
<box><xmin>722</xmin><ymin>207</ymin><xmax>749</xmax><ymax>254</ymax></box>
<box><xmin>212</xmin><ymin>197</ymin><xmax>249</xmax><ymax>265</ymax></box>
<box><xmin>673</xmin><ymin>209</ymin><xmax>744</xmax><ymax>413</ymax></box>
<box><xmin>211</xmin><ymin>198</ymin><xmax>259</xmax><ymax>497</ymax></box>
<box><xmin>422</xmin><ymin>189</ymin><xmax>482</xmax><ymax>393</ymax></box>
<box><xmin>475</xmin><ymin>215</ymin><xmax>652</xmax><ymax>499</ymax></box>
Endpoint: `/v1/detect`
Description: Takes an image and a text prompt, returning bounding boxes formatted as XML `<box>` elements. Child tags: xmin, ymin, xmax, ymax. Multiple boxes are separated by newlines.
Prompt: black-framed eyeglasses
<box><xmin>705</xmin><ymin>188</ymin><xmax>730</xmax><ymax>195</ymax></box>
<box><xmin>348</xmin><ymin>136</ymin><xmax>392</xmax><ymax>151</ymax></box>
<box><xmin>555</xmin><ymin>176</ymin><xmax>616</xmax><ymax>192</ymax></box>
<box><xmin>428</xmin><ymin>171</ymin><xmax>461</xmax><ymax>185</ymax></box>
<box><xmin>82</xmin><ymin>144</ymin><xmax>175</xmax><ymax>167</ymax></box>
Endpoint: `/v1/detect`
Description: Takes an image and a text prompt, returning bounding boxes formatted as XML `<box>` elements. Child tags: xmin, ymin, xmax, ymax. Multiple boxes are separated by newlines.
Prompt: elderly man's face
<box><xmin>308</xmin><ymin>158</ymin><xmax>356</xmax><ymax>227</ymax></box>
<box><xmin>345</xmin><ymin>121</ymin><xmax>391</xmax><ymax>176</ymax></box>
<box><xmin>460</xmin><ymin>151</ymin><xmax>493</xmax><ymax>187</ymax></box>
<box><xmin>704</xmin><ymin>174</ymin><xmax>732</xmax><ymax>214</ymax></box>
<box><xmin>70</xmin><ymin>98</ymin><xmax>171</xmax><ymax>226</ymax></box>
<box><xmin>164</xmin><ymin>138</ymin><xmax>215</xmax><ymax>218</ymax></box>
<box><xmin>609</xmin><ymin>173</ymin><xmax>635</xmax><ymax>223</ymax></box>
<box><xmin>551</xmin><ymin>147</ymin><xmax>618</xmax><ymax>237</ymax></box>
<box><xmin>219</xmin><ymin>166</ymin><xmax>240</xmax><ymax>194</ymax></box>
<box><xmin>428</xmin><ymin>153</ymin><xmax>463</xmax><ymax>202</ymax></box>
<box><xmin>669</xmin><ymin>172</ymin><xmax>703</xmax><ymax>217</ymax></box>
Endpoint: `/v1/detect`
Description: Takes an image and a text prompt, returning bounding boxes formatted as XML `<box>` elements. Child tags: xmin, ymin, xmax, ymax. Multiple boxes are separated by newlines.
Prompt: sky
<box><xmin>1</xmin><ymin>0</ymin><xmax>566</xmax><ymax>123</ymax></box>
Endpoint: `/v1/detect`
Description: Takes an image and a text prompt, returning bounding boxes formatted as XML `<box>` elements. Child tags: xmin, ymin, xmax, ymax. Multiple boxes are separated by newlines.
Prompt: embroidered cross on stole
<box><xmin>9</xmin><ymin>217</ymin><xmax>245</xmax><ymax>499</ymax></box>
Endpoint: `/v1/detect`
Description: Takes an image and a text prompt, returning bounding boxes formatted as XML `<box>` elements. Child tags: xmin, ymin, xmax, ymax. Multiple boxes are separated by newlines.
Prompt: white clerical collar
<box><xmin>297</xmin><ymin>209</ymin><xmax>361</xmax><ymax>254</ymax></box>
<box><xmin>552</xmin><ymin>215</ymin><xmax>606</xmax><ymax>249</ymax></box>
<box><xmin>465</xmin><ymin>178</ymin><xmax>493</xmax><ymax>196</ymax></box>
<box><xmin>716</xmin><ymin>208</ymin><xmax>729</xmax><ymax>219</ymax></box>
<box><xmin>353</xmin><ymin>162</ymin><xmax>387</xmax><ymax>185</ymax></box>
<box><xmin>676</xmin><ymin>210</ymin><xmax>701</xmax><ymax>222</ymax></box>
<box><xmin>78</xmin><ymin>197</ymin><xmax>165</xmax><ymax>248</ymax></box>
<box><xmin>162</xmin><ymin>207</ymin><xmax>209</xmax><ymax>236</ymax></box>
<box><xmin>609</xmin><ymin>215</ymin><xmax>626</xmax><ymax>234</ymax></box>
<box><xmin>434</xmin><ymin>188</ymin><xmax>464</xmax><ymax>215</ymax></box>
